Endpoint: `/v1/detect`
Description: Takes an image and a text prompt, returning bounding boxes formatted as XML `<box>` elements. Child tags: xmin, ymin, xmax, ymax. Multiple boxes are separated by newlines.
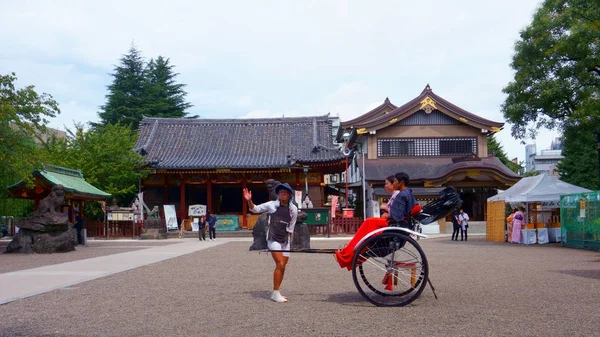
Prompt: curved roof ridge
<box><xmin>140</xmin><ymin>114</ymin><xmax>332</xmax><ymax>126</ymax></box>
<box><xmin>341</xmin><ymin>98</ymin><xmax>397</xmax><ymax>127</ymax></box>
<box><xmin>347</xmin><ymin>85</ymin><xmax>503</xmax><ymax>129</ymax></box>
<box><xmin>429</xmin><ymin>91</ymin><xmax>503</xmax><ymax>127</ymax></box>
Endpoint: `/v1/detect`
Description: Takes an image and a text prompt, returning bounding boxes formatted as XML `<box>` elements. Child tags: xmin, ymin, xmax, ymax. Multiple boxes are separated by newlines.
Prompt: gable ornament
<box><xmin>419</xmin><ymin>97</ymin><xmax>437</xmax><ymax>114</ymax></box>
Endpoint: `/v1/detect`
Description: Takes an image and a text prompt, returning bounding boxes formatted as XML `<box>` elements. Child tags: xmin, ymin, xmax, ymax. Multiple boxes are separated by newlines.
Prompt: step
<box><xmin>166</xmin><ymin>229</ymin><xmax>253</xmax><ymax>239</ymax></box>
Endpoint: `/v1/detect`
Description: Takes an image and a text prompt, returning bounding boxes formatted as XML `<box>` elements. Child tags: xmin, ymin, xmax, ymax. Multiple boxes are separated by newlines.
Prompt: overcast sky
<box><xmin>0</xmin><ymin>0</ymin><xmax>560</xmax><ymax>162</ymax></box>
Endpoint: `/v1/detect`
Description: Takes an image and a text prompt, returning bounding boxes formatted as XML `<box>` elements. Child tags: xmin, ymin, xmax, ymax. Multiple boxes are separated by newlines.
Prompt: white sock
<box><xmin>270</xmin><ymin>290</ymin><xmax>287</xmax><ymax>303</ymax></box>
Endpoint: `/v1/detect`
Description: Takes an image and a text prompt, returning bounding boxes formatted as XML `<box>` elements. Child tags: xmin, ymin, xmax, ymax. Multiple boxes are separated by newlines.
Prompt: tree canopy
<box><xmin>556</xmin><ymin>123</ymin><xmax>599</xmax><ymax>190</ymax></box>
<box><xmin>0</xmin><ymin>72</ymin><xmax>60</xmax><ymax>182</ymax></box>
<box><xmin>41</xmin><ymin>123</ymin><xmax>149</xmax><ymax>206</ymax></box>
<box><xmin>487</xmin><ymin>134</ymin><xmax>522</xmax><ymax>174</ymax></box>
<box><xmin>97</xmin><ymin>45</ymin><xmax>194</xmax><ymax>130</ymax></box>
<box><xmin>502</xmin><ymin>0</ymin><xmax>600</xmax><ymax>139</ymax></box>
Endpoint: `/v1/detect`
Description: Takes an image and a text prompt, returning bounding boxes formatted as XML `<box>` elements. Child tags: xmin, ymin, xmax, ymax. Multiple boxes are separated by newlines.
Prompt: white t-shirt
<box><xmin>459</xmin><ymin>213</ymin><xmax>469</xmax><ymax>229</ymax></box>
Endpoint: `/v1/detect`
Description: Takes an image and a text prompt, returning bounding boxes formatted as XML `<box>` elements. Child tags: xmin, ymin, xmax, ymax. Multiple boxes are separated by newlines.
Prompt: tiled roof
<box><xmin>8</xmin><ymin>164</ymin><xmax>111</xmax><ymax>200</ymax></box>
<box><xmin>135</xmin><ymin>115</ymin><xmax>346</xmax><ymax>170</ymax></box>
<box><xmin>360</xmin><ymin>156</ymin><xmax>520</xmax><ymax>182</ymax></box>
<box><xmin>344</xmin><ymin>85</ymin><xmax>503</xmax><ymax>129</ymax></box>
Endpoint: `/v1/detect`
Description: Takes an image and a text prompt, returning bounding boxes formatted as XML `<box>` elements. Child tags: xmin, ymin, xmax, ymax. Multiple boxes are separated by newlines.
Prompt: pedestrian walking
<box><xmin>206</xmin><ymin>211</ymin><xmax>217</xmax><ymax>241</ymax></box>
<box><xmin>243</xmin><ymin>182</ymin><xmax>298</xmax><ymax>303</ymax></box>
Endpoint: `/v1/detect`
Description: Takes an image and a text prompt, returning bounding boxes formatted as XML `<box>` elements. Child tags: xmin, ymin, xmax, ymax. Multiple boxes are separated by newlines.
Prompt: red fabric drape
<box><xmin>334</xmin><ymin>218</ymin><xmax>388</xmax><ymax>270</ymax></box>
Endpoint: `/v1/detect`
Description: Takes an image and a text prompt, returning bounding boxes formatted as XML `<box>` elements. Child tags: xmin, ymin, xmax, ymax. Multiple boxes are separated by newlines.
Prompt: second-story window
<box><xmin>378</xmin><ymin>137</ymin><xmax>477</xmax><ymax>157</ymax></box>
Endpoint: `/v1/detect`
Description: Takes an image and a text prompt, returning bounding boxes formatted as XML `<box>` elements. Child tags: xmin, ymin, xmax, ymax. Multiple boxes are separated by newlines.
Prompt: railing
<box><xmin>87</xmin><ymin>220</ymin><xmax>144</xmax><ymax>239</ymax></box>
<box><xmin>308</xmin><ymin>217</ymin><xmax>364</xmax><ymax>236</ymax></box>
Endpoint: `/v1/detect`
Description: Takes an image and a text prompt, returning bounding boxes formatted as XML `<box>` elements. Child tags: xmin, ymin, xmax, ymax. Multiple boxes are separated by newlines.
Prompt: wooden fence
<box><xmin>87</xmin><ymin>220</ymin><xmax>144</xmax><ymax>239</ymax></box>
<box><xmin>308</xmin><ymin>217</ymin><xmax>364</xmax><ymax>236</ymax></box>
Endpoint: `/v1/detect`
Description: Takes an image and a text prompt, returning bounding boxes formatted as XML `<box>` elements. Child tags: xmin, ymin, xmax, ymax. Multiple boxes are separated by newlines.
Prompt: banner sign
<box><xmin>295</xmin><ymin>191</ymin><xmax>303</xmax><ymax>208</ymax></box>
<box><xmin>163</xmin><ymin>205</ymin><xmax>178</xmax><ymax>231</ymax></box>
<box><xmin>331</xmin><ymin>196</ymin><xmax>339</xmax><ymax>219</ymax></box>
<box><xmin>188</xmin><ymin>204</ymin><xmax>207</xmax><ymax>217</ymax></box>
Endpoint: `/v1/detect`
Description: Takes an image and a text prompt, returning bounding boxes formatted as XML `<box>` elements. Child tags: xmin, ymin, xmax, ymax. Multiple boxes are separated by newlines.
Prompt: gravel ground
<box><xmin>0</xmin><ymin>237</ymin><xmax>598</xmax><ymax>337</ymax></box>
<box><xmin>0</xmin><ymin>240</ymin><xmax>178</xmax><ymax>273</ymax></box>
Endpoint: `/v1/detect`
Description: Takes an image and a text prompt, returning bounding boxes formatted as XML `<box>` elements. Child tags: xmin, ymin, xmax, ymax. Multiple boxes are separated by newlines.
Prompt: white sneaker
<box><xmin>270</xmin><ymin>291</ymin><xmax>287</xmax><ymax>303</ymax></box>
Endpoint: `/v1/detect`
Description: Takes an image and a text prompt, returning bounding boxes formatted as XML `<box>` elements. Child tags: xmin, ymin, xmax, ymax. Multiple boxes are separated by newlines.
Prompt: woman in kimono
<box><xmin>511</xmin><ymin>207</ymin><xmax>525</xmax><ymax>244</ymax></box>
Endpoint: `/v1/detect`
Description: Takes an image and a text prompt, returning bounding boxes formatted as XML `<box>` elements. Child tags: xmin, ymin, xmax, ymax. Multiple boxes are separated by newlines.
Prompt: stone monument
<box><xmin>5</xmin><ymin>184</ymin><xmax>77</xmax><ymax>253</ymax></box>
<box><xmin>249</xmin><ymin>179</ymin><xmax>310</xmax><ymax>251</ymax></box>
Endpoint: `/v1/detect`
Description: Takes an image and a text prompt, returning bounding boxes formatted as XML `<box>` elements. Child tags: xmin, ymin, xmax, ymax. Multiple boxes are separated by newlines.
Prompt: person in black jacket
<box><xmin>73</xmin><ymin>211</ymin><xmax>85</xmax><ymax>246</ymax></box>
<box><xmin>451</xmin><ymin>210</ymin><xmax>461</xmax><ymax>241</ymax></box>
<box><xmin>198</xmin><ymin>216</ymin><xmax>207</xmax><ymax>241</ymax></box>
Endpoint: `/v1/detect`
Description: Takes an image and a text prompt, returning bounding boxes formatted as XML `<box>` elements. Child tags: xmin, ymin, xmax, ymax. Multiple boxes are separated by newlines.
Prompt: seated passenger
<box><xmin>335</xmin><ymin>172</ymin><xmax>418</xmax><ymax>270</ymax></box>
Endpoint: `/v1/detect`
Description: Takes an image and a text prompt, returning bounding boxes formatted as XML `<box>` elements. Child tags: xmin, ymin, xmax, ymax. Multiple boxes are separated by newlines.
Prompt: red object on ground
<box><xmin>334</xmin><ymin>218</ymin><xmax>388</xmax><ymax>270</ymax></box>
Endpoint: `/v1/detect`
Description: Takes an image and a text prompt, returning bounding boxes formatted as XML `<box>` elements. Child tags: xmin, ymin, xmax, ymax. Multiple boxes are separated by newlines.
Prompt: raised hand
<box><xmin>242</xmin><ymin>188</ymin><xmax>252</xmax><ymax>201</ymax></box>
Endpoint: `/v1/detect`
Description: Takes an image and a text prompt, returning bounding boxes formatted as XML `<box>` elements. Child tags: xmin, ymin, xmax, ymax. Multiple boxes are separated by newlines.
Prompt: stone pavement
<box><xmin>1</xmin><ymin>233</ymin><xmax>598</xmax><ymax>337</ymax></box>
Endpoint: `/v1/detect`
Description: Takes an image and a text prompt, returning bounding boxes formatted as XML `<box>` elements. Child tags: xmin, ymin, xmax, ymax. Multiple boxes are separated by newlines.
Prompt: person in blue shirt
<box><xmin>389</xmin><ymin>172</ymin><xmax>417</xmax><ymax>228</ymax></box>
<box><xmin>206</xmin><ymin>211</ymin><xmax>217</xmax><ymax>241</ymax></box>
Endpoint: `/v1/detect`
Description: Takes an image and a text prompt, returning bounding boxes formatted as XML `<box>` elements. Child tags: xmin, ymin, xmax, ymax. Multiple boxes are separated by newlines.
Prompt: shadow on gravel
<box><xmin>323</xmin><ymin>291</ymin><xmax>373</xmax><ymax>307</ymax></box>
<box><xmin>246</xmin><ymin>290</ymin><xmax>272</xmax><ymax>301</ymax></box>
<box><xmin>554</xmin><ymin>269</ymin><xmax>600</xmax><ymax>280</ymax></box>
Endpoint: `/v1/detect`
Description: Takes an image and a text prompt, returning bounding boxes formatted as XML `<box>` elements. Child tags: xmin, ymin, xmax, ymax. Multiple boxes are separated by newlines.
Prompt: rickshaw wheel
<box><xmin>351</xmin><ymin>231</ymin><xmax>429</xmax><ymax>307</ymax></box>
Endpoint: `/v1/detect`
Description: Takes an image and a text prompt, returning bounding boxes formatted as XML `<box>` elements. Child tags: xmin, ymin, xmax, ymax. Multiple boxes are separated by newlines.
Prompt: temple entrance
<box><xmin>212</xmin><ymin>185</ymin><xmax>243</xmax><ymax>213</ymax></box>
<box><xmin>456</xmin><ymin>187</ymin><xmax>498</xmax><ymax>221</ymax></box>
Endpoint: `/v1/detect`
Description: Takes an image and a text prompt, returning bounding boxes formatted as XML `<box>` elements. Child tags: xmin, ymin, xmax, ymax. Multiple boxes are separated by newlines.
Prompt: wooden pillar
<box><xmin>180</xmin><ymin>178</ymin><xmax>186</xmax><ymax>220</ymax></box>
<box><xmin>207</xmin><ymin>179</ymin><xmax>213</xmax><ymax>212</ymax></box>
<box><xmin>163</xmin><ymin>173</ymin><xmax>169</xmax><ymax>204</ymax></box>
<box><xmin>242</xmin><ymin>177</ymin><xmax>247</xmax><ymax>228</ymax></box>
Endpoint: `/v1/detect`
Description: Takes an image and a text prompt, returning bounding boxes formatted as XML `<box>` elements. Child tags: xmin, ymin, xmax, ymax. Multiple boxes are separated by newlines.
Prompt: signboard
<box><xmin>188</xmin><ymin>204</ymin><xmax>207</xmax><ymax>217</ymax></box>
<box><xmin>331</xmin><ymin>196</ymin><xmax>339</xmax><ymax>219</ymax></box>
<box><xmin>191</xmin><ymin>219</ymin><xmax>199</xmax><ymax>232</ymax></box>
<box><xmin>216</xmin><ymin>215</ymin><xmax>239</xmax><ymax>231</ymax></box>
<box><xmin>163</xmin><ymin>205</ymin><xmax>178</xmax><ymax>231</ymax></box>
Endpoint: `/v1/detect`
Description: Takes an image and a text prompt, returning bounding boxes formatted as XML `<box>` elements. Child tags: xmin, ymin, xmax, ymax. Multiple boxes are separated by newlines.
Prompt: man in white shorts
<box><xmin>243</xmin><ymin>182</ymin><xmax>298</xmax><ymax>303</ymax></box>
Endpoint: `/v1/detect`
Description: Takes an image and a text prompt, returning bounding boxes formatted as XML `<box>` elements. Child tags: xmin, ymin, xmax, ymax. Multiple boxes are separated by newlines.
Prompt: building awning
<box><xmin>8</xmin><ymin>164</ymin><xmax>111</xmax><ymax>201</ymax></box>
<box><xmin>373</xmin><ymin>187</ymin><xmax>445</xmax><ymax>197</ymax></box>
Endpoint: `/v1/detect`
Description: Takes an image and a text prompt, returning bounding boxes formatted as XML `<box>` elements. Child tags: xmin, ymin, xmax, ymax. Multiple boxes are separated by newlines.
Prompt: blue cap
<box><xmin>275</xmin><ymin>183</ymin><xmax>294</xmax><ymax>196</ymax></box>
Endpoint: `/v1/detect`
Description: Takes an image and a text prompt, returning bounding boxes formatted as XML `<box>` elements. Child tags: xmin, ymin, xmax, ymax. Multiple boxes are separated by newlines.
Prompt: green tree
<box><xmin>487</xmin><ymin>134</ymin><xmax>522</xmax><ymax>174</ymax></box>
<box><xmin>96</xmin><ymin>45</ymin><xmax>148</xmax><ymax>129</ymax></box>
<box><xmin>556</xmin><ymin>122</ymin><xmax>598</xmax><ymax>189</ymax></box>
<box><xmin>145</xmin><ymin>56</ymin><xmax>194</xmax><ymax>119</ymax></box>
<box><xmin>0</xmin><ymin>72</ymin><xmax>59</xmax><ymax>217</ymax></box>
<box><xmin>41</xmin><ymin>123</ymin><xmax>149</xmax><ymax>216</ymax></box>
<box><xmin>501</xmin><ymin>0</ymin><xmax>600</xmax><ymax>139</ymax></box>
<box><xmin>97</xmin><ymin>46</ymin><xmax>195</xmax><ymax>130</ymax></box>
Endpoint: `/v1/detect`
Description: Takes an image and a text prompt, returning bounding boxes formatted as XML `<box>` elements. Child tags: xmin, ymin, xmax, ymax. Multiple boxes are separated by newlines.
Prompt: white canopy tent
<box><xmin>487</xmin><ymin>172</ymin><xmax>591</xmax><ymax>206</ymax></box>
<box><xmin>487</xmin><ymin>172</ymin><xmax>591</xmax><ymax>244</ymax></box>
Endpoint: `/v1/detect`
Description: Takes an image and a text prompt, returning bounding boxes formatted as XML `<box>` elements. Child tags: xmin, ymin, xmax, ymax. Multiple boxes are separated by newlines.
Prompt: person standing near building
<box><xmin>73</xmin><ymin>210</ymin><xmax>85</xmax><ymax>246</ymax></box>
<box><xmin>206</xmin><ymin>211</ymin><xmax>217</xmax><ymax>241</ymax></box>
<box><xmin>243</xmin><ymin>182</ymin><xmax>298</xmax><ymax>303</ymax></box>
<box><xmin>198</xmin><ymin>215</ymin><xmax>207</xmax><ymax>241</ymax></box>
<box><xmin>458</xmin><ymin>209</ymin><xmax>469</xmax><ymax>241</ymax></box>
<box><xmin>511</xmin><ymin>207</ymin><xmax>525</xmax><ymax>244</ymax></box>
<box><xmin>451</xmin><ymin>210</ymin><xmax>461</xmax><ymax>241</ymax></box>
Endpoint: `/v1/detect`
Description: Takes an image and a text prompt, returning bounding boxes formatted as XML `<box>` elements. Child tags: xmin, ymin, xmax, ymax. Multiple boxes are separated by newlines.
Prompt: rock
<box><xmin>140</xmin><ymin>218</ymin><xmax>167</xmax><ymax>239</ymax></box>
<box><xmin>5</xmin><ymin>210</ymin><xmax>76</xmax><ymax>254</ymax></box>
<box><xmin>249</xmin><ymin>211</ymin><xmax>311</xmax><ymax>251</ymax></box>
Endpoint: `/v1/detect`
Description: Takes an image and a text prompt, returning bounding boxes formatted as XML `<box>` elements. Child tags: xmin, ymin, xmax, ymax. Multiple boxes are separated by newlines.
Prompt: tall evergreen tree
<box><xmin>487</xmin><ymin>134</ymin><xmax>521</xmax><ymax>174</ymax></box>
<box><xmin>556</xmin><ymin>122</ymin><xmax>598</xmax><ymax>190</ymax></box>
<box><xmin>97</xmin><ymin>47</ymin><xmax>195</xmax><ymax>130</ymax></box>
<box><xmin>145</xmin><ymin>56</ymin><xmax>194</xmax><ymax>119</ymax></box>
<box><xmin>97</xmin><ymin>44</ymin><xmax>148</xmax><ymax>129</ymax></box>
